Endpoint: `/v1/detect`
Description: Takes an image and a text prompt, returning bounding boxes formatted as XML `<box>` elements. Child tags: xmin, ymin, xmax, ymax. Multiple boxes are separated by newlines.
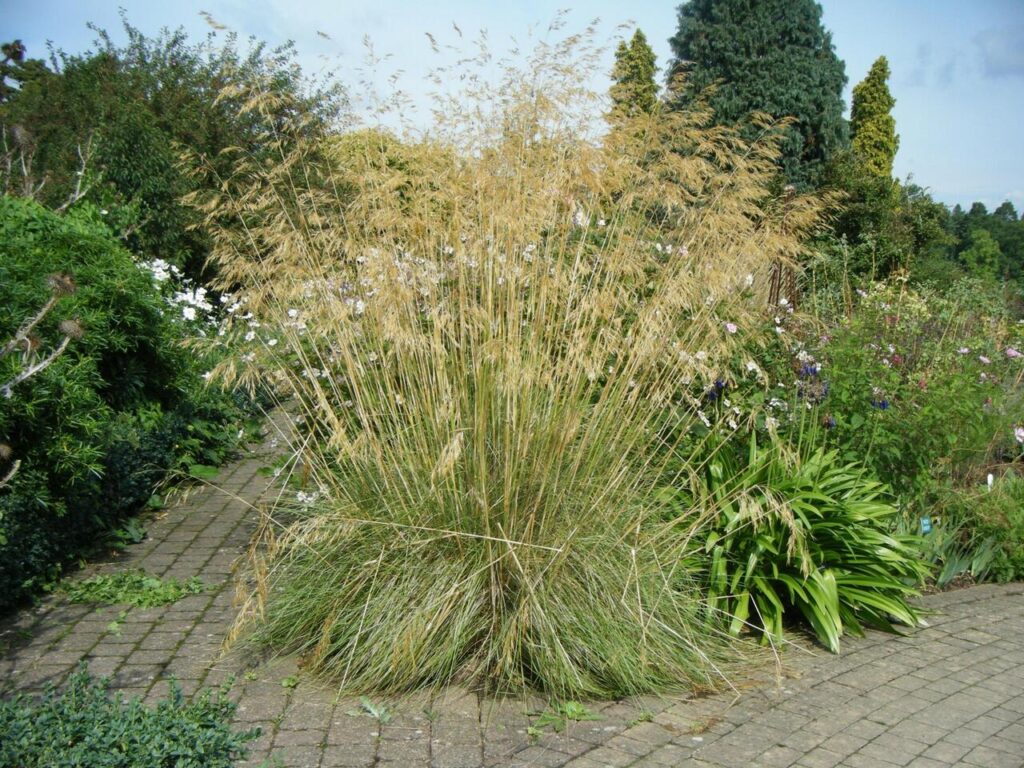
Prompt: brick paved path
<box><xmin>2</xmin><ymin>420</ymin><xmax>1022</xmax><ymax>767</ymax></box>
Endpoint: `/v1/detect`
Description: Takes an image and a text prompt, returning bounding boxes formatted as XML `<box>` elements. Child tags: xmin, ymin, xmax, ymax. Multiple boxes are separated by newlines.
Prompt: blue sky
<box><xmin>5</xmin><ymin>1</ymin><xmax>1024</xmax><ymax>213</ymax></box>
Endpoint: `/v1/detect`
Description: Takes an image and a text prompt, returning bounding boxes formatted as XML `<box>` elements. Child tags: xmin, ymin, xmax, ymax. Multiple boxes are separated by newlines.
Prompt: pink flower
<box><xmin>957</xmin><ymin>347</ymin><xmax>970</xmax><ymax>355</ymax></box>
<box><xmin>979</xmin><ymin>355</ymin><xmax>991</xmax><ymax>365</ymax></box>
<box><xmin>724</xmin><ymin>322</ymin><xmax>738</xmax><ymax>335</ymax></box>
<box><xmin>1006</xmin><ymin>347</ymin><xmax>1021</xmax><ymax>359</ymax></box>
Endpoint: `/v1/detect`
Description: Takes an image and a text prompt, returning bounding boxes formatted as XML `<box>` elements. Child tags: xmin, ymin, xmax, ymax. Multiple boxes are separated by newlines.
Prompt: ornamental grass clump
<box><xmin>195</xmin><ymin>24</ymin><xmax>826</xmax><ymax>696</ymax></box>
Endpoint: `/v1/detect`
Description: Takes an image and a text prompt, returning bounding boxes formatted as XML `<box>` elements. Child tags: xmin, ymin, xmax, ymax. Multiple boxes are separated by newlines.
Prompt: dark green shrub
<box><xmin>0</xmin><ymin>665</ymin><xmax>258</xmax><ymax>767</ymax></box>
<box><xmin>0</xmin><ymin>196</ymin><xmax>242</xmax><ymax>610</ymax></box>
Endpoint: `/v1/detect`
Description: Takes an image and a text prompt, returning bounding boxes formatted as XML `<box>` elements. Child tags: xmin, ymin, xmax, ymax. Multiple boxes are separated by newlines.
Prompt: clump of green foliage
<box><xmin>0</xmin><ymin>196</ymin><xmax>243</xmax><ymax>611</ymax></box>
<box><xmin>61</xmin><ymin>569</ymin><xmax>207</xmax><ymax>608</ymax></box>
<box><xmin>0</xmin><ymin>665</ymin><xmax>258</xmax><ymax>768</ymax></box>
<box><xmin>925</xmin><ymin>471</ymin><xmax>1024</xmax><ymax>585</ymax></box>
<box><xmin>673</xmin><ymin>439</ymin><xmax>925</xmax><ymax>652</ymax></box>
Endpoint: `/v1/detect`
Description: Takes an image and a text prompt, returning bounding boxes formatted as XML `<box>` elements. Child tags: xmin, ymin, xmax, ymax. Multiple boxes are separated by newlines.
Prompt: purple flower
<box><xmin>724</xmin><ymin>322</ymin><xmax>738</xmax><ymax>335</ymax></box>
<box><xmin>1006</xmin><ymin>347</ymin><xmax>1021</xmax><ymax>359</ymax></box>
<box><xmin>957</xmin><ymin>347</ymin><xmax>970</xmax><ymax>355</ymax></box>
<box><xmin>705</xmin><ymin>378</ymin><xmax>727</xmax><ymax>402</ymax></box>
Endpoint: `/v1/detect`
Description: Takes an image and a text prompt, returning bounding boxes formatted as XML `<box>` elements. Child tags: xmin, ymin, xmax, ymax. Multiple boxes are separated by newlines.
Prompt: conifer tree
<box><xmin>850</xmin><ymin>56</ymin><xmax>899</xmax><ymax>179</ymax></box>
<box><xmin>610</xmin><ymin>30</ymin><xmax>658</xmax><ymax>119</ymax></box>
<box><xmin>667</xmin><ymin>0</ymin><xmax>847</xmax><ymax>188</ymax></box>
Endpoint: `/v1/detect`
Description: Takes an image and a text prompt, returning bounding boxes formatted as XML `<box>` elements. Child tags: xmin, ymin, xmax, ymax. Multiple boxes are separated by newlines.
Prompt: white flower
<box><xmin>744</xmin><ymin>273</ymin><xmax>754</xmax><ymax>288</ymax></box>
<box><xmin>1015</xmin><ymin>426</ymin><xmax>1024</xmax><ymax>444</ymax></box>
<box><xmin>778</xmin><ymin>297</ymin><xmax>789</xmax><ymax>307</ymax></box>
<box><xmin>354</xmin><ymin>299</ymin><xmax>366</xmax><ymax>315</ymax></box>
<box><xmin>296</xmin><ymin>490</ymin><xmax>320</xmax><ymax>506</ymax></box>
<box><xmin>267</xmin><ymin>338</ymin><xmax>278</xmax><ymax>347</ymax></box>
<box><xmin>244</xmin><ymin>331</ymin><xmax>256</xmax><ymax>342</ymax></box>
<box><xmin>287</xmin><ymin>308</ymin><xmax>299</xmax><ymax>318</ymax></box>
<box><xmin>598</xmin><ymin>219</ymin><xmax>606</xmax><ymax>227</ymax></box>
<box><xmin>727</xmin><ymin>418</ymin><xmax>738</xmax><ymax>430</ymax></box>
<box><xmin>181</xmin><ymin>306</ymin><xmax>196</xmax><ymax>321</ymax></box>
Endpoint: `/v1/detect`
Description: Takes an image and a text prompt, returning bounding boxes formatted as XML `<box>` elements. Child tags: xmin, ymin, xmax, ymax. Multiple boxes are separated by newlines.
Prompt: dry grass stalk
<box><xmin>192</xmin><ymin>23</ymin><xmax>826</xmax><ymax>697</ymax></box>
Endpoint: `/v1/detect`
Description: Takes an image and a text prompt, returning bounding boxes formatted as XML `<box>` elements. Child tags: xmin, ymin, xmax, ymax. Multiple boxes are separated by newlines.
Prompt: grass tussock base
<box><xmin>198</xmin><ymin>22</ymin><xmax>826</xmax><ymax>697</ymax></box>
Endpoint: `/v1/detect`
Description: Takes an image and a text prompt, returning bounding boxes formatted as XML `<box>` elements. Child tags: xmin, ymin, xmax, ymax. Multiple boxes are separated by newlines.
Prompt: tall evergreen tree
<box><xmin>850</xmin><ymin>56</ymin><xmax>899</xmax><ymax>178</ymax></box>
<box><xmin>610</xmin><ymin>30</ymin><xmax>659</xmax><ymax>119</ymax></box>
<box><xmin>667</xmin><ymin>0</ymin><xmax>848</xmax><ymax>188</ymax></box>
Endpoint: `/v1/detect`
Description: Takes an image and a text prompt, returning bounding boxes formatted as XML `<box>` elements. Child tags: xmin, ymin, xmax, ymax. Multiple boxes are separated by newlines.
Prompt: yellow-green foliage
<box><xmin>850</xmin><ymin>56</ymin><xmax>899</xmax><ymax>179</ymax></box>
<box><xmin>195</xmin><ymin>28</ymin><xmax>826</xmax><ymax>696</ymax></box>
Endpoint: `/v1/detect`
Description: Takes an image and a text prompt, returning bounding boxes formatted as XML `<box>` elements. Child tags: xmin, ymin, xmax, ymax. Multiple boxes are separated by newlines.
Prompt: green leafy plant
<box><xmin>106</xmin><ymin>610</ymin><xmax>128</xmax><ymax>636</ymax></box>
<box><xmin>346</xmin><ymin>696</ymin><xmax>392</xmax><ymax>724</ymax></box>
<box><xmin>528</xmin><ymin>701</ymin><xmax>600</xmax><ymax>736</ymax></box>
<box><xmin>61</xmin><ymin>569</ymin><xmax>207</xmax><ymax>608</ymax></box>
<box><xmin>674</xmin><ymin>437</ymin><xmax>927</xmax><ymax>652</ymax></box>
<box><xmin>924</xmin><ymin>471</ymin><xmax>1024</xmax><ymax>585</ymax></box>
<box><xmin>0</xmin><ymin>197</ymin><xmax>247</xmax><ymax>611</ymax></box>
<box><xmin>0</xmin><ymin>664</ymin><xmax>258</xmax><ymax>768</ymax></box>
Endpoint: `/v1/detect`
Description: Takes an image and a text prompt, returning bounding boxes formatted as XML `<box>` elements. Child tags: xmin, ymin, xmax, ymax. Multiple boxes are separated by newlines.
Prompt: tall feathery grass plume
<box><xmin>190</xmin><ymin>20</ymin><xmax>827</xmax><ymax>697</ymax></box>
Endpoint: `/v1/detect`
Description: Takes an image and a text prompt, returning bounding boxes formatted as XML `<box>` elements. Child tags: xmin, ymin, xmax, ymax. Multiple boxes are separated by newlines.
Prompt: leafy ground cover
<box><xmin>0</xmin><ymin>666</ymin><xmax>258</xmax><ymax>768</ymax></box>
<box><xmin>60</xmin><ymin>570</ymin><xmax>207</xmax><ymax>608</ymax></box>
